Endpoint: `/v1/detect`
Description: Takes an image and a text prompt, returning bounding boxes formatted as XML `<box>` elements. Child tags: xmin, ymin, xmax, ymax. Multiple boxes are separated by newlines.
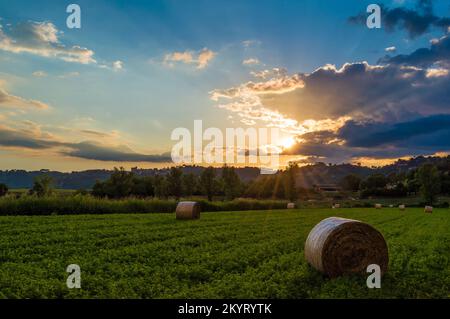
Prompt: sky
<box><xmin>0</xmin><ymin>0</ymin><xmax>449</xmax><ymax>171</ymax></box>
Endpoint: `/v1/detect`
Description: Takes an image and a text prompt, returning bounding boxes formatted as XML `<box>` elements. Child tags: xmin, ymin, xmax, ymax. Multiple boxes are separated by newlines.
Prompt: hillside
<box><xmin>0</xmin><ymin>155</ymin><xmax>448</xmax><ymax>189</ymax></box>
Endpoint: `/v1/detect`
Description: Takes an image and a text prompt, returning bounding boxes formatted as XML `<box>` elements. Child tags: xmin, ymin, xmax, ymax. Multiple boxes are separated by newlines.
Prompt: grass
<box><xmin>0</xmin><ymin>208</ymin><xmax>448</xmax><ymax>299</ymax></box>
<box><xmin>0</xmin><ymin>195</ymin><xmax>288</xmax><ymax>215</ymax></box>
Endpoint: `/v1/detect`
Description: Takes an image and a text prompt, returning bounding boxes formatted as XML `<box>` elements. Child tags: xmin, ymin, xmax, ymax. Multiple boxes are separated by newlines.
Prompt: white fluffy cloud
<box><xmin>385</xmin><ymin>46</ymin><xmax>396</xmax><ymax>52</ymax></box>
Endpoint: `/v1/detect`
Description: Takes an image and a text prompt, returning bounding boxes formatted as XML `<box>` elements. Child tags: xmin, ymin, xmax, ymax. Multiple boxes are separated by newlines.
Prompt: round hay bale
<box><xmin>287</xmin><ymin>202</ymin><xmax>295</xmax><ymax>209</ymax></box>
<box><xmin>424</xmin><ymin>206</ymin><xmax>433</xmax><ymax>213</ymax></box>
<box><xmin>375</xmin><ymin>203</ymin><xmax>382</xmax><ymax>209</ymax></box>
<box><xmin>399</xmin><ymin>204</ymin><xmax>406</xmax><ymax>211</ymax></box>
<box><xmin>304</xmin><ymin>217</ymin><xmax>388</xmax><ymax>278</ymax></box>
<box><xmin>176</xmin><ymin>201</ymin><xmax>201</xmax><ymax>220</ymax></box>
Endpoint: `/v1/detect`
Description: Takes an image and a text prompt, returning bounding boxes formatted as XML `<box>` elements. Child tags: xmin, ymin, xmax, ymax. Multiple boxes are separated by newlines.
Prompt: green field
<box><xmin>0</xmin><ymin>208</ymin><xmax>448</xmax><ymax>299</ymax></box>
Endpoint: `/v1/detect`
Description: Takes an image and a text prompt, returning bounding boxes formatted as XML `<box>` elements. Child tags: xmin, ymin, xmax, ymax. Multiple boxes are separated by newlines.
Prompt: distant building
<box><xmin>313</xmin><ymin>184</ymin><xmax>341</xmax><ymax>192</ymax></box>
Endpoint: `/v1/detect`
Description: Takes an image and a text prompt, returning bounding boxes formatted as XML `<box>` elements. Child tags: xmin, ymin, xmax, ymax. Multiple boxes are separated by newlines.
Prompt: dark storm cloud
<box><xmin>63</xmin><ymin>142</ymin><xmax>171</xmax><ymax>162</ymax></box>
<box><xmin>380</xmin><ymin>34</ymin><xmax>450</xmax><ymax>68</ymax></box>
<box><xmin>339</xmin><ymin>115</ymin><xmax>450</xmax><ymax>147</ymax></box>
<box><xmin>0</xmin><ymin>127</ymin><xmax>61</xmax><ymax>149</ymax></box>
<box><xmin>348</xmin><ymin>0</ymin><xmax>450</xmax><ymax>39</ymax></box>
<box><xmin>260</xmin><ymin>61</ymin><xmax>450</xmax><ymax>122</ymax></box>
<box><xmin>0</xmin><ymin>126</ymin><xmax>170</xmax><ymax>162</ymax></box>
<box><xmin>283</xmin><ymin>114</ymin><xmax>450</xmax><ymax>161</ymax></box>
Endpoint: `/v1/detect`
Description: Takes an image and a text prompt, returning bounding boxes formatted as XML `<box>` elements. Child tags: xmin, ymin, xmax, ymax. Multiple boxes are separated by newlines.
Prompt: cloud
<box><xmin>250</xmin><ymin>68</ymin><xmax>288</xmax><ymax>79</ymax></box>
<box><xmin>385</xmin><ymin>46</ymin><xmax>397</xmax><ymax>52</ymax></box>
<box><xmin>58</xmin><ymin>71</ymin><xmax>80</xmax><ymax>79</ymax></box>
<box><xmin>242</xmin><ymin>58</ymin><xmax>260</xmax><ymax>66</ymax></box>
<box><xmin>0</xmin><ymin>21</ymin><xmax>96</xmax><ymax>64</ymax></box>
<box><xmin>426</xmin><ymin>68</ymin><xmax>449</xmax><ymax>78</ymax></box>
<box><xmin>0</xmin><ymin>123</ymin><xmax>60</xmax><ymax>149</ymax></box>
<box><xmin>63</xmin><ymin>142</ymin><xmax>171</xmax><ymax>162</ymax></box>
<box><xmin>164</xmin><ymin>48</ymin><xmax>216</xmax><ymax>69</ymax></box>
<box><xmin>380</xmin><ymin>34</ymin><xmax>450</xmax><ymax>68</ymax></box>
<box><xmin>242</xmin><ymin>40</ymin><xmax>261</xmax><ymax>48</ymax></box>
<box><xmin>0</xmin><ymin>87</ymin><xmax>50</xmax><ymax>110</ymax></box>
<box><xmin>348</xmin><ymin>0</ymin><xmax>450</xmax><ymax>38</ymax></box>
<box><xmin>0</xmin><ymin>123</ymin><xmax>170</xmax><ymax>163</ymax></box>
<box><xmin>32</xmin><ymin>70</ymin><xmax>47</xmax><ymax>77</ymax></box>
<box><xmin>197</xmin><ymin>49</ymin><xmax>216</xmax><ymax>69</ymax></box>
<box><xmin>213</xmin><ymin>60</ymin><xmax>450</xmax><ymax>129</ymax></box>
<box><xmin>211</xmin><ymin>72</ymin><xmax>304</xmax><ymax>100</ymax></box>
<box><xmin>283</xmin><ymin>114</ymin><xmax>450</xmax><ymax>162</ymax></box>
<box><xmin>212</xmin><ymin>25</ymin><xmax>450</xmax><ymax>163</ymax></box>
<box><xmin>276</xmin><ymin>62</ymin><xmax>450</xmax><ymax>121</ymax></box>
<box><xmin>339</xmin><ymin>115</ymin><xmax>450</xmax><ymax>148</ymax></box>
<box><xmin>112</xmin><ymin>60</ymin><xmax>124</xmax><ymax>71</ymax></box>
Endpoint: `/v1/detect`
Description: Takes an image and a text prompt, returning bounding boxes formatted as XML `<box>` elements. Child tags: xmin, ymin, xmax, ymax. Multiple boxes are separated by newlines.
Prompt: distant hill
<box><xmin>0</xmin><ymin>156</ymin><xmax>448</xmax><ymax>189</ymax></box>
<box><xmin>0</xmin><ymin>166</ymin><xmax>261</xmax><ymax>189</ymax></box>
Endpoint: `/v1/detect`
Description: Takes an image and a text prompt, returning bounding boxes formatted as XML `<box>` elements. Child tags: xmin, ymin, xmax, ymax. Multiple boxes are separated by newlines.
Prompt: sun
<box><xmin>280</xmin><ymin>136</ymin><xmax>296</xmax><ymax>149</ymax></box>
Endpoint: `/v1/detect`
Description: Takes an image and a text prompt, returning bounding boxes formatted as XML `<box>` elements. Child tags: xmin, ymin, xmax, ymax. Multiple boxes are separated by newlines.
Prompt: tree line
<box><xmin>90</xmin><ymin>164</ymin><xmax>300</xmax><ymax>201</ymax></box>
<box><xmin>0</xmin><ymin>161</ymin><xmax>448</xmax><ymax>205</ymax></box>
<box><xmin>340</xmin><ymin>163</ymin><xmax>450</xmax><ymax>204</ymax></box>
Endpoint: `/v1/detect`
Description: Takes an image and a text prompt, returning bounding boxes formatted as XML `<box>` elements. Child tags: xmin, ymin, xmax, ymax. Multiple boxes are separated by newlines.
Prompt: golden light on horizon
<box><xmin>280</xmin><ymin>136</ymin><xmax>296</xmax><ymax>149</ymax></box>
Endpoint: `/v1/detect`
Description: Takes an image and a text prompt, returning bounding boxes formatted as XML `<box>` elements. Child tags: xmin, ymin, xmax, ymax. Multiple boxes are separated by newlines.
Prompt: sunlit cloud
<box><xmin>0</xmin><ymin>21</ymin><xmax>96</xmax><ymax>64</ymax></box>
<box><xmin>0</xmin><ymin>87</ymin><xmax>50</xmax><ymax>110</ymax></box>
<box><xmin>0</xmin><ymin>120</ymin><xmax>170</xmax><ymax>163</ymax></box>
<box><xmin>164</xmin><ymin>48</ymin><xmax>216</xmax><ymax>69</ymax></box>
<box><xmin>426</xmin><ymin>68</ymin><xmax>449</xmax><ymax>78</ymax></box>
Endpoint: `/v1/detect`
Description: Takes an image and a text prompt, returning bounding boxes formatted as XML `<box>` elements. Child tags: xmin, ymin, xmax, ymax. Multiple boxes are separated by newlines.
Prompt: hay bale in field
<box><xmin>176</xmin><ymin>201</ymin><xmax>201</xmax><ymax>220</ymax></box>
<box><xmin>287</xmin><ymin>202</ymin><xmax>295</xmax><ymax>209</ymax></box>
<box><xmin>389</xmin><ymin>205</ymin><xmax>393</xmax><ymax>208</ymax></box>
<box><xmin>399</xmin><ymin>204</ymin><xmax>406</xmax><ymax>211</ymax></box>
<box><xmin>424</xmin><ymin>206</ymin><xmax>433</xmax><ymax>213</ymax></box>
<box><xmin>304</xmin><ymin>217</ymin><xmax>388</xmax><ymax>278</ymax></box>
<box><xmin>375</xmin><ymin>203</ymin><xmax>382</xmax><ymax>209</ymax></box>
<box><xmin>332</xmin><ymin>203</ymin><xmax>340</xmax><ymax>209</ymax></box>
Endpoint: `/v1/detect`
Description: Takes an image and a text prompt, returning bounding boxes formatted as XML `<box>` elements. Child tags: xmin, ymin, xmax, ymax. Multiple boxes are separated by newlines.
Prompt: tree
<box><xmin>108</xmin><ymin>167</ymin><xmax>135</xmax><ymax>198</ymax></box>
<box><xmin>273</xmin><ymin>174</ymin><xmax>285</xmax><ymax>199</ymax></box>
<box><xmin>200</xmin><ymin>166</ymin><xmax>216</xmax><ymax>201</ymax></box>
<box><xmin>182</xmin><ymin>173</ymin><xmax>196</xmax><ymax>197</ymax></box>
<box><xmin>0</xmin><ymin>183</ymin><xmax>8</xmax><ymax>197</ymax></box>
<box><xmin>31</xmin><ymin>175</ymin><xmax>54</xmax><ymax>197</ymax></box>
<box><xmin>167</xmin><ymin>167</ymin><xmax>183</xmax><ymax>199</ymax></box>
<box><xmin>153</xmin><ymin>175</ymin><xmax>169</xmax><ymax>199</ymax></box>
<box><xmin>222</xmin><ymin>165</ymin><xmax>241</xmax><ymax>200</ymax></box>
<box><xmin>406</xmin><ymin>170</ymin><xmax>420</xmax><ymax>195</ymax></box>
<box><xmin>131</xmin><ymin>176</ymin><xmax>154</xmax><ymax>197</ymax></box>
<box><xmin>340</xmin><ymin>174</ymin><xmax>362</xmax><ymax>192</ymax></box>
<box><xmin>361</xmin><ymin>174</ymin><xmax>388</xmax><ymax>190</ymax></box>
<box><xmin>417</xmin><ymin>164</ymin><xmax>441</xmax><ymax>205</ymax></box>
<box><xmin>283</xmin><ymin>163</ymin><xmax>299</xmax><ymax>202</ymax></box>
<box><xmin>440</xmin><ymin>173</ymin><xmax>450</xmax><ymax>195</ymax></box>
<box><xmin>92</xmin><ymin>180</ymin><xmax>106</xmax><ymax>197</ymax></box>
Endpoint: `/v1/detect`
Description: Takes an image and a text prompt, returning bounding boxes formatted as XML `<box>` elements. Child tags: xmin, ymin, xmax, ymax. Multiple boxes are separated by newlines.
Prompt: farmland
<box><xmin>0</xmin><ymin>208</ymin><xmax>449</xmax><ymax>299</ymax></box>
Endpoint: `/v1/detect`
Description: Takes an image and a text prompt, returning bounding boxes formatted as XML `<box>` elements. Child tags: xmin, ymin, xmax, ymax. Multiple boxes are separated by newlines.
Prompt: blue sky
<box><xmin>0</xmin><ymin>0</ymin><xmax>449</xmax><ymax>170</ymax></box>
